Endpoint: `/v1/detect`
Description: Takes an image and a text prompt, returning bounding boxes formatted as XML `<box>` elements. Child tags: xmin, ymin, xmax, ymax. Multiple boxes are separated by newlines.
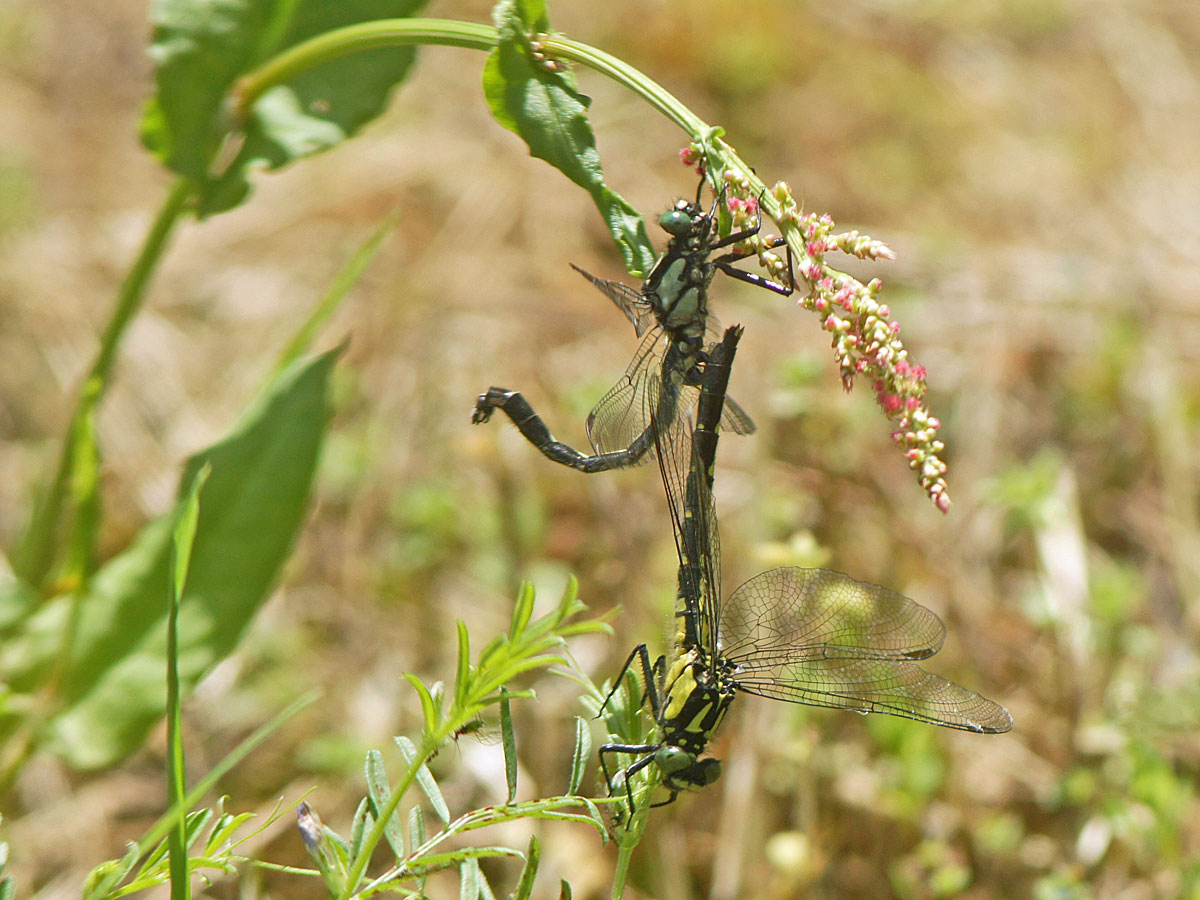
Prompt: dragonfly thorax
<box><xmin>647</xmin><ymin>255</ymin><xmax>707</xmax><ymax>329</ymax></box>
<box><xmin>661</xmin><ymin>649</ymin><xmax>735</xmax><ymax>755</ymax></box>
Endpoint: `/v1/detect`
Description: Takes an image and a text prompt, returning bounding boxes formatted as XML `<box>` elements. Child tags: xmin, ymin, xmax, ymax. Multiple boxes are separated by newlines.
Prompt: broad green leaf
<box><xmin>6</xmin><ymin>349</ymin><xmax>339</xmax><ymax>769</ymax></box>
<box><xmin>482</xmin><ymin>0</ymin><xmax>655</xmax><ymax>275</ymax></box>
<box><xmin>144</xmin><ymin>0</ymin><xmax>430</xmax><ymax>217</ymax></box>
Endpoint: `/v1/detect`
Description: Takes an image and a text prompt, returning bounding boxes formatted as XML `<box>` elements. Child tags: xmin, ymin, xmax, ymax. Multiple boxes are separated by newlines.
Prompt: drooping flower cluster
<box><xmin>680</xmin><ymin>151</ymin><xmax>952</xmax><ymax>512</ymax></box>
<box><xmin>782</xmin><ymin>186</ymin><xmax>950</xmax><ymax>512</ymax></box>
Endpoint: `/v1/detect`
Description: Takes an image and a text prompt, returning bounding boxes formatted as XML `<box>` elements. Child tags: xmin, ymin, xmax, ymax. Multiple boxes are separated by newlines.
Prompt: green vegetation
<box><xmin>0</xmin><ymin>0</ymin><xmax>1196</xmax><ymax>898</ymax></box>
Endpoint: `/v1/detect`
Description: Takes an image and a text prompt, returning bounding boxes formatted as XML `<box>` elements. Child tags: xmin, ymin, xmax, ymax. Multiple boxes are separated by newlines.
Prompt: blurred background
<box><xmin>2</xmin><ymin>0</ymin><xmax>1199</xmax><ymax>898</ymax></box>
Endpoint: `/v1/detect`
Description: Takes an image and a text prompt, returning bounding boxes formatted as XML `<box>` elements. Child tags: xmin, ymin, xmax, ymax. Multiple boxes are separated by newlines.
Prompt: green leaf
<box><xmin>5</xmin><ymin>349</ymin><xmax>339</xmax><ymax>769</ymax></box>
<box><xmin>395</xmin><ymin>736</ymin><xmax>450</xmax><ymax>825</ymax></box>
<box><xmin>459</xmin><ymin>858</ymin><xmax>481</xmax><ymax>900</ymax></box>
<box><xmin>365</xmin><ymin>750</ymin><xmax>405</xmax><ymax>859</ymax></box>
<box><xmin>204</xmin><ymin>812</ymin><xmax>255</xmax><ymax>854</ymax></box>
<box><xmin>350</xmin><ymin>799</ymin><xmax>371</xmax><ymax>860</ymax></box>
<box><xmin>482</xmin><ymin>0</ymin><xmax>654</xmax><ymax>275</ymax></box>
<box><xmin>404</xmin><ymin>673</ymin><xmax>440</xmax><ymax>736</ymax></box>
<box><xmin>558</xmin><ymin>878</ymin><xmax>572</xmax><ymax>900</ymax></box>
<box><xmin>407</xmin><ymin>806</ymin><xmax>427</xmax><ymax>895</ymax></box>
<box><xmin>0</xmin><ymin>577</ymin><xmax>38</xmax><ymax>636</ymax></box>
<box><xmin>500</xmin><ymin>687</ymin><xmax>517</xmax><ymax>804</ymax></box>
<box><xmin>166</xmin><ymin>469</ymin><xmax>209</xmax><ymax>900</ymax></box>
<box><xmin>83</xmin><ymin>842</ymin><xmax>139</xmax><ymax>900</ymax></box>
<box><xmin>507</xmin><ymin>582</ymin><xmax>534</xmax><ymax>642</ymax></box>
<box><xmin>478</xmin><ymin>864</ymin><xmax>498</xmax><ymax>900</ymax></box>
<box><xmin>508</xmin><ymin>835</ymin><xmax>539</xmax><ymax>900</ymax></box>
<box><xmin>567</xmin><ymin>716</ymin><xmax>590</xmax><ymax>795</ymax></box>
<box><xmin>453</xmin><ymin>621</ymin><xmax>470</xmax><ymax>710</ymax></box>
<box><xmin>273</xmin><ymin>212</ymin><xmax>398</xmax><ymax>376</ymax></box>
<box><xmin>407</xmin><ymin>804</ymin><xmax>425</xmax><ymax>850</ymax></box>
<box><xmin>144</xmin><ymin>0</ymin><xmax>430</xmax><ymax>217</ymax></box>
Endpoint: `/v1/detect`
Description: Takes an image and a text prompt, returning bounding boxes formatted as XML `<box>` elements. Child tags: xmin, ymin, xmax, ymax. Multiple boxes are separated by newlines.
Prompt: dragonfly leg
<box><xmin>711</xmin><ymin>224</ymin><xmax>795</xmax><ymax>296</ymax></box>
<box><xmin>598</xmin><ymin>744</ymin><xmax>659</xmax><ymax>816</ymax></box>
<box><xmin>713</xmin><ymin>256</ymin><xmax>795</xmax><ymax>296</ymax></box>
<box><xmin>472</xmin><ymin>388</ymin><xmax>654</xmax><ymax>473</ymax></box>
<box><xmin>598</xmin><ymin>644</ymin><xmax>661</xmax><ymax>719</ymax></box>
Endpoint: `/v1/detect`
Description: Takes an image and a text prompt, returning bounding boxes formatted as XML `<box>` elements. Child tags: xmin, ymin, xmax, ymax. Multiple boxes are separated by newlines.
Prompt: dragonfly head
<box><xmin>656</xmin><ymin>745</ymin><xmax>722</xmax><ymax>792</ymax></box>
<box><xmin>658</xmin><ymin>203</ymin><xmax>696</xmax><ymax>238</ymax></box>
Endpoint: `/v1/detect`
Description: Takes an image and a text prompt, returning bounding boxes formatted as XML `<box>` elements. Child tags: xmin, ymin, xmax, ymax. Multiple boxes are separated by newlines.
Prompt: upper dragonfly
<box><xmin>471</xmin><ymin>176</ymin><xmax>792</xmax><ymax>472</ymax></box>
<box><xmin>600</xmin><ymin>326</ymin><xmax>1012</xmax><ymax>815</ymax></box>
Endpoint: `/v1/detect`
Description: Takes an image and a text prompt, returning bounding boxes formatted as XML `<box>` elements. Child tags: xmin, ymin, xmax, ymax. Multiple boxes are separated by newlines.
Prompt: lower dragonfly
<box><xmin>599</xmin><ymin>325</ymin><xmax>1012</xmax><ymax>815</ymax></box>
<box><xmin>471</xmin><ymin>174</ymin><xmax>793</xmax><ymax>473</ymax></box>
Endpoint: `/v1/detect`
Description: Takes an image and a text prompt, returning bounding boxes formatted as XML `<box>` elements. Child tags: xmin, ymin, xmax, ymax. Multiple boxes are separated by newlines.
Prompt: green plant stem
<box><xmin>341</xmin><ymin>741</ymin><xmax>437</xmax><ymax>899</ymax></box>
<box><xmin>235</xmin><ymin>19</ymin><xmax>707</xmax><ymax>143</ymax></box>
<box><xmin>15</xmin><ymin>177</ymin><xmax>194</xmax><ymax>590</ymax></box>
<box><xmin>234</xmin><ymin>19</ymin><xmax>497</xmax><ymax>114</ymax></box>
<box><xmin>232</xmin><ymin>18</ymin><xmax>810</xmax><ymax>278</ymax></box>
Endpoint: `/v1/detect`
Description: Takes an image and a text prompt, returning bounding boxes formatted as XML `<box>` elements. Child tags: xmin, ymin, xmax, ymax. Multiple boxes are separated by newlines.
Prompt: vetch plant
<box><xmin>294</xmin><ymin>578</ymin><xmax>612</xmax><ymax>900</ymax></box>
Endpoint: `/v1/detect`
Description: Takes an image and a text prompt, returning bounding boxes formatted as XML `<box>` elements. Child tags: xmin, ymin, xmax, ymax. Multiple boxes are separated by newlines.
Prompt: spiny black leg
<box><xmin>707</xmin><ymin>221</ymin><xmax>762</xmax><ymax>251</ymax></box>
<box><xmin>708</xmin><ymin>189</ymin><xmax>796</xmax><ymax>295</ymax></box>
<box><xmin>648</xmin><ymin>792</ymin><xmax>681</xmax><ymax>809</ymax></box>
<box><xmin>598</xmin><ymin>745</ymin><xmax>659</xmax><ymax>814</ymax></box>
<box><xmin>472</xmin><ymin>388</ymin><xmax>656</xmax><ymax>473</ymax></box>
<box><xmin>598</xmin><ymin>644</ymin><xmax>660</xmax><ymax>720</ymax></box>
<box><xmin>714</xmin><ymin>259</ymin><xmax>794</xmax><ymax>297</ymax></box>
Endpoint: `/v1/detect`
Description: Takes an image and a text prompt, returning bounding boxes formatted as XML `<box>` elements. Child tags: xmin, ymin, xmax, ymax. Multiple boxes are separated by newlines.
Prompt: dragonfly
<box><xmin>599</xmin><ymin>326</ymin><xmax>1012</xmax><ymax>814</ymax></box>
<box><xmin>471</xmin><ymin>176</ymin><xmax>793</xmax><ymax>473</ymax></box>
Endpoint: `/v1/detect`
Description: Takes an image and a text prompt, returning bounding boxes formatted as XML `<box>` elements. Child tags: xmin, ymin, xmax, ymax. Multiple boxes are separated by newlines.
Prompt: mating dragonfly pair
<box><xmin>472</xmin><ymin>174</ymin><xmax>1012</xmax><ymax>815</ymax></box>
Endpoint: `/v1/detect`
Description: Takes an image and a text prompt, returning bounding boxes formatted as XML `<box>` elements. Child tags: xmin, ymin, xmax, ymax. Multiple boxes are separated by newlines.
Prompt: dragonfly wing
<box><xmin>654</xmin><ymin>393</ymin><xmax>722</xmax><ymax>654</ymax></box>
<box><xmin>572</xmin><ymin>264</ymin><xmax>657</xmax><ymax>337</ymax></box>
<box><xmin>720</xmin><ymin>394</ymin><xmax>755</xmax><ymax>436</ymax></box>
<box><xmin>719</xmin><ymin>567</ymin><xmax>1011</xmax><ymax>733</ymax></box>
<box><xmin>731</xmin><ymin>657</ymin><xmax>1013</xmax><ymax>733</ymax></box>
<box><xmin>719</xmin><ymin>567</ymin><xmax>947</xmax><ymax>662</ymax></box>
<box><xmin>585</xmin><ymin>328</ymin><xmax>665</xmax><ymax>460</ymax></box>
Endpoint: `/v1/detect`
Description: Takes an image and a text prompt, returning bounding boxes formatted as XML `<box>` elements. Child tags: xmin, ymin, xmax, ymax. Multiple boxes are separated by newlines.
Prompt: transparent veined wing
<box><xmin>571</xmin><ymin>264</ymin><xmax>657</xmax><ymax>337</ymax></box>
<box><xmin>719</xmin><ymin>567</ymin><xmax>1013</xmax><ymax>734</ymax></box>
<box><xmin>585</xmin><ymin>328</ymin><xmax>666</xmax><ymax>461</ymax></box>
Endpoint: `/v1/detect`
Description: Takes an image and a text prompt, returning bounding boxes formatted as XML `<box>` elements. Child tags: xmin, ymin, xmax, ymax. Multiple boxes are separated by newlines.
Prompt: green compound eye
<box><xmin>655</xmin><ymin>745</ymin><xmax>697</xmax><ymax>775</ymax></box>
<box><xmin>658</xmin><ymin>209</ymin><xmax>694</xmax><ymax>236</ymax></box>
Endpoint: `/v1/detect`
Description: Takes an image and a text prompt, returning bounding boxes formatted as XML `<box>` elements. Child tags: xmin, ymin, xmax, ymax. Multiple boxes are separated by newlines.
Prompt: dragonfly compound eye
<box><xmin>657</xmin><ymin>747</ymin><xmax>722</xmax><ymax>792</ymax></box>
<box><xmin>658</xmin><ymin>209</ymin><xmax>694</xmax><ymax>237</ymax></box>
<box><xmin>654</xmin><ymin>745</ymin><xmax>697</xmax><ymax>776</ymax></box>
